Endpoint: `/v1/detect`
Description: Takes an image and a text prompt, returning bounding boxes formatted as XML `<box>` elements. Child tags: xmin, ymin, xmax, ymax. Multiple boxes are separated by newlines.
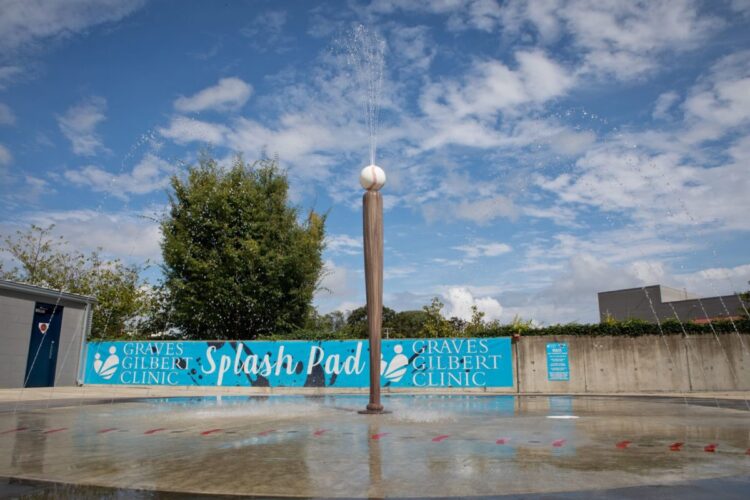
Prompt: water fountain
<box><xmin>348</xmin><ymin>25</ymin><xmax>389</xmax><ymax>414</ymax></box>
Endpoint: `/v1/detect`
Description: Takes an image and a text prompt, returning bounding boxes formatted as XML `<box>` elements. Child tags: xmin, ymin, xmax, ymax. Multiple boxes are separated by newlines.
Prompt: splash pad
<box><xmin>1</xmin><ymin>393</ymin><xmax>749</xmax><ymax>498</ymax></box>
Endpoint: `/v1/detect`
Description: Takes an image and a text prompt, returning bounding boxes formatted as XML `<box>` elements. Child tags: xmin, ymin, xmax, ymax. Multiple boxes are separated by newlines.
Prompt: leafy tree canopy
<box><xmin>160</xmin><ymin>156</ymin><xmax>325</xmax><ymax>339</ymax></box>
<box><xmin>1</xmin><ymin>224</ymin><xmax>149</xmax><ymax>339</ymax></box>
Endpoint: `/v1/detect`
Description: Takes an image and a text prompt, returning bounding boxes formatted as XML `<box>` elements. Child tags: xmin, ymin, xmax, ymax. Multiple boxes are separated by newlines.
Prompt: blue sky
<box><xmin>1</xmin><ymin>0</ymin><xmax>749</xmax><ymax>324</ymax></box>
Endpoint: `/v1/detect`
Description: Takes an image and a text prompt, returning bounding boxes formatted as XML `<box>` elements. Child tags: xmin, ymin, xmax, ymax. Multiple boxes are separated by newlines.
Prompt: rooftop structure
<box><xmin>598</xmin><ymin>284</ymin><xmax>747</xmax><ymax>324</ymax></box>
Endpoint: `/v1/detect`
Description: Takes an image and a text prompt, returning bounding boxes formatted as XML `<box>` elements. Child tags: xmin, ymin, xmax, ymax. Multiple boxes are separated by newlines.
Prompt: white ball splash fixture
<box><xmin>359</xmin><ymin>164</ymin><xmax>386</xmax><ymax>191</ymax></box>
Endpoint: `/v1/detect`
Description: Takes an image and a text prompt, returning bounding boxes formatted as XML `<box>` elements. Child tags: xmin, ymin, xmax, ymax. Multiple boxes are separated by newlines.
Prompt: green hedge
<box><xmin>483</xmin><ymin>319</ymin><xmax>750</xmax><ymax>337</ymax></box>
<box><xmin>255</xmin><ymin>319</ymin><xmax>750</xmax><ymax>340</ymax></box>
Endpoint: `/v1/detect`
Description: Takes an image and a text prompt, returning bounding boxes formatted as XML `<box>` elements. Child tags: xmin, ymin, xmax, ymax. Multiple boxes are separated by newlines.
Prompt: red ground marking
<box><xmin>258</xmin><ymin>429</ymin><xmax>276</xmax><ymax>436</ymax></box>
<box><xmin>97</xmin><ymin>428</ymin><xmax>117</xmax><ymax>434</ymax></box>
<box><xmin>371</xmin><ymin>433</ymin><xmax>389</xmax><ymax>440</ymax></box>
<box><xmin>616</xmin><ymin>440</ymin><xmax>631</xmax><ymax>449</ymax></box>
<box><xmin>704</xmin><ymin>443</ymin><xmax>718</xmax><ymax>453</ymax></box>
<box><xmin>552</xmin><ymin>439</ymin><xmax>566</xmax><ymax>448</ymax></box>
<box><xmin>313</xmin><ymin>429</ymin><xmax>329</xmax><ymax>436</ymax></box>
<box><xmin>746</xmin><ymin>448</ymin><xmax>750</xmax><ymax>455</ymax></box>
<box><xmin>43</xmin><ymin>428</ymin><xmax>67</xmax><ymax>434</ymax></box>
<box><xmin>669</xmin><ymin>442</ymin><xmax>684</xmax><ymax>451</ymax></box>
<box><xmin>432</xmin><ymin>434</ymin><xmax>450</xmax><ymax>443</ymax></box>
<box><xmin>496</xmin><ymin>437</ymin><xmax>510</xmax><ymax>445</ymax></box>
<box><xmin>144</xmin><ymin>428</ymin><xmax>166</xmax><ymax>435</ymax></box>
<box><xmin>0</xmin><ymin>427</ymin><xmax>28</xmax><ymax>435</ymax></box>
<box><xmin>200</xmin><ymin>429</ymin><xmax>223</xmax><ymax>436</ymax></box>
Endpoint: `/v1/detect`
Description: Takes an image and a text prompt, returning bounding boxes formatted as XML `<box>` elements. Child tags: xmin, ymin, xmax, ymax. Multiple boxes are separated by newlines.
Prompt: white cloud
<box><xmin>384</xmin><ymin>265</ymin><xmax>416</xmax><ymax>280</ymax></box>
<box><xmin>423</xmin><ymin>195</ymin><xmax>518</xmax><ymax>225</ymax></box>
<box><xmin>158</xmin><ymin>116</ymin><xmax>228</xmax><ymax>145</ymax></box>
<box><xmin>315</xmin><ymin>260</ymin><xmax>359</xmax><ymax>313</ymax></box>
<box><xmin>524</xmin><ymin>230</ymin><xmax>696</xmax><ymax>269</ymax></box>
<box><xmin>22</xmin><ymin>175</ymin><xmax>53</xmax><ymax>201</ymax></box>
<box><xmin>443</xmin><ymin>286</ymin><xmax>503</xmax><ymax>321</ymax></box>
<box><xmin>0</xmin><ymin>103</ymin><xmax>15</xmax><ymax>125</ymax></box>
<box><xmin>0</xmin><ymin>0</ymin><xmax>145</xmax><ymax>52</ymax></box>
<box><xmin>420</xmin><ymin>50</ymin><xmax>573</xmax><ymax>121</ymax></box>
<box><xmin>674</xmin><ymin>263</ymin><xmax>750</xmax><ymax>298</ymax></box>
<box><xmin>240</xmin><ymin>10</ymin><xmax>294</xmax><ymax>53</ymax></box>
<box><xmin>0</xmin><ymin>66</ymin><xmax>22</xmax><ymax>89</ymax></box>
<box><xmin>521</xmin><ymin>205</ymin><xmax>579</xmax><ymax>227</ymax></box>
<box><xmin>174</xmin><ymin>77</ymin><xmax>253</xmax><ymax>113</ymax></box>
<box><xmin>415</xmin><ymin>51</ymin><xmax>575</xmax><ymax>152</ymax></box>
<box><xmin>325</xmin><ymin>234</ymin><xmax>361</xmax><ymax>255</ymax></box>
<box><xmin>225</xmin><ymin>115</ymin><xmax>363</xmax><ymax>180</ymax></box>
<box><xmin>57</xmin><ymin>96</ymin><xmax>108</xmax><ymax>156</ymax></box>
<box><xmin>370</xmin><ymin>0</ymin><xmax>503</xmax><ymax>33</ymax></box>
<box><xmin>537</xmin><ymin>137</ymin><xmax>750</xmax><ymax>232</ymax></box>
<box><xmin>681</xmin><ymin>50</ymin><xmax>750</xmax><ymax>143</ymax></box>
<box><xmin>389</xmin><ymin>25</ymin><xmax>435</xmax><ymax>71</ymax></box>
<box><xmin>64</xmin><ymin>153</ymin><xmax>173</xmax><ymax>199</ymax></box>
<box><xmin>501</xmin><ymin>0</ymin><xmax>721</xmax><ymax>80</ymax></box>
<box><xmin>14</xmin><ymin>208</ymin><xmax>162</xmax><ymax>261</ymax></box>
<box><xmin>453</xmin><ymin>242</ymin><xmax>512</xmax><ymax>259</ymax></box>
<box><xmin>0</xmin><ymin>144</ymin><xmax>11</xmax><ymax>166</ymax></box>
<box><xmin>653</xmin><ymin>91</ymin><xmax>680</xmax><ymax>120</ymax></box>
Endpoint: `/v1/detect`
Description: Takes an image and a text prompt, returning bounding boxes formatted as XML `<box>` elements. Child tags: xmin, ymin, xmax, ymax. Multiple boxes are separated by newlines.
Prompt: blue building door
<box><xmin>24</xmin><ymin>303</ymin><xmax>63</xmax><ymax>387</ymax></box>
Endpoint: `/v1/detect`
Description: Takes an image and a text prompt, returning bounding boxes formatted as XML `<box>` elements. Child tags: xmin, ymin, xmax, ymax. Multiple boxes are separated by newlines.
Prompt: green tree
<box><xmin>390</xmin><ymin>310</ymin><xmax>430</xmax><ymax>337</ymax></box>
<box><xmin>160</xmin><ymin>156</ymin><xmax>325</xmax><ymax>339</ymax></box>
<box><xmin>419</xmin><ymin>297</ymin><xmax>456</xmax><ymax>337</ymax></box>
<box><xmin>304</xmin><ymin>309</ymin><xmax>347</xmax><ymax>332</ymax></box>
<box><xmin>345</xmin><ymin>305</ymin><xmax>397</xmax><ymax>337</ymax></box>
<box><xmin>464</xmin><ymin>305</ymin><xmax>486</xmax><ymax>336</ymax></box>
<box><xmin>1</xmin><ymin>224</ymin><xmax>149</xmax><ymax>339</ymax></box>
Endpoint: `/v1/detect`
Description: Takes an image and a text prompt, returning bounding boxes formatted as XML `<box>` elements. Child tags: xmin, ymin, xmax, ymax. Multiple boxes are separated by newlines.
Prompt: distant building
<box><xmin>598</xmin><ymin>284</ymin><xmax>747</xmax><ymax>324</ymax></box>
<box><xmin>0</xmin><ymin>280</ymin><xmax>95</xmax><ymax>388</ymax></box>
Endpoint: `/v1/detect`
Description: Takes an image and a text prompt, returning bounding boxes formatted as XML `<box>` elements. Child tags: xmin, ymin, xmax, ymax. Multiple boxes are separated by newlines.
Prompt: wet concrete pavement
<box><xmin>0</xmin><ymin>394</ymin><xmax>749</xmax><ymax>498</ymax></box>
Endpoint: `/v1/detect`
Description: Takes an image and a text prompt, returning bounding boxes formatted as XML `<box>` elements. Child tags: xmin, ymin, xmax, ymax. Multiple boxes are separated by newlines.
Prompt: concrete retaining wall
<box><xmin>516</xmin><ymin>334</ymin><xmax>750</xmax><ymax>393</ymax></box>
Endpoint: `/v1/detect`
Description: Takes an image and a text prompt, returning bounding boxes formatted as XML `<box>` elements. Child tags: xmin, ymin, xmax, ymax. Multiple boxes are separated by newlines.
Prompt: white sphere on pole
<box><xmin>359</xmin><ymin>164</ymin><xmax>386</xmax><ymax>191</ymax></box>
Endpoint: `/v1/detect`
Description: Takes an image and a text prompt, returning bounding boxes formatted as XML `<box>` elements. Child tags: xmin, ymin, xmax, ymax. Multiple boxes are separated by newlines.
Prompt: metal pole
<box><xmin>363</xmin><ymin>191</ymin><xmax>384</xmax><ymax>412</ymax></box>
<box><xmin>358</xmin><ymin>164</ymin><xmax>387</xmax><ymax>414</ymax></box>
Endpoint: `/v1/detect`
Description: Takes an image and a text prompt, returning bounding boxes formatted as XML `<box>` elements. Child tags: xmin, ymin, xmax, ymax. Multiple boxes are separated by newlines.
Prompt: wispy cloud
<box><xmin>174</xmin><ymin>77</ymin><xmax>253</xmax><ymax>113</ymax></box>
<box><xmin>240</xmin><ymin>10</ymin><xmax>294</xmax><ymax>53</ymax></box>
<box><xmin>0</xmin><ymin>144</ymin><xmax>11</xmax><ymax>166</ymax></box>
<box><xmin>6</xmin><ymin>207</ymin><xmax>163</xmax><ymax>262</ymax></box>
<box><xmin>0</xmin><ymin>66</ymin><xmax>22</xmax><ymax>89</ymax></box>
<box><xmin>0</xmin><ymin>103</ymin><xmax>15</xmax><ymax>125</ymax></box>
<box><xmin>325</xmin><ymin>234</ymin><xmax>361</xmax><ymax>255</ymax></box>
<box><xmin>158</xmin><ymin>116</ymin><xmax>228</xmax><ymax>145</ymax></box>
<box><xmin>0</xmin><ymin>0</ymin><xmax>145</xmax><ymax>53</ymax></box>
<box><xmin>370</xmin><ymin>0</ymin><xmax>503</xmax><ymax>33</ymax></box>
<box><xmin>500</xmin><ymin>0</ymin><xmax>721</xmax><ymax>80</ymax></box>
<box><xmin>57</xmin><ymin>96</ymin><xmax>108</xmax><ymax>156</ymax></box>
<box><xmin>453</xmin><ymin>242</ymin><xmax>512</xmax><ymax>259</ymax></box>
<box><xmin>64</xmin><ymin>153</ymin><xmax>174</xmax><ymax>200</ymax></box>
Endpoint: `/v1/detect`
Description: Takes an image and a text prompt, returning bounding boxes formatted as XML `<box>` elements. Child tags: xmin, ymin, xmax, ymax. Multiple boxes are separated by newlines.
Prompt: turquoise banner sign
<box><xmin>83</xmin><ymin>338</ymin><xmax>513</xmax><ymax>388</ymax></box>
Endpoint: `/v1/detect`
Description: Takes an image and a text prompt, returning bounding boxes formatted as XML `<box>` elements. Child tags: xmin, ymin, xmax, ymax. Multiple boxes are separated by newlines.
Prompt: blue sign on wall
<box><xmin>546</xmin><ymin>343</ymin><xmax>569</xmax><ymax>381</ymax></box>
<box><xmin>84</xmin><ymin>338</ymin><xmax>513</xmax><ymax>388</ymax></box>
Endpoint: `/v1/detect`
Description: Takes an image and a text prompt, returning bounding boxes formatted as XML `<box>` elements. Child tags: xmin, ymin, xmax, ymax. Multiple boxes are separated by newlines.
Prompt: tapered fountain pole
<box><xmin>358</xmin><ymin>164</ymin><xmax>387</xmax><ymax>414</ymax></box>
